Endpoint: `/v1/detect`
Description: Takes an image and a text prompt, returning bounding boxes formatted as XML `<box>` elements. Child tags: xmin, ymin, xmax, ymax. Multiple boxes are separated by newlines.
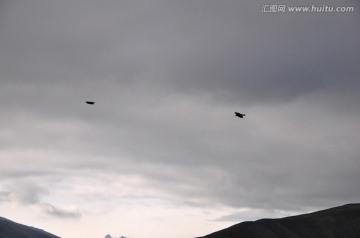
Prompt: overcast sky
<box><xmin>0</xmin><ymin>1</ymin><xmax>360</xmax><ymax>238</ymax></box>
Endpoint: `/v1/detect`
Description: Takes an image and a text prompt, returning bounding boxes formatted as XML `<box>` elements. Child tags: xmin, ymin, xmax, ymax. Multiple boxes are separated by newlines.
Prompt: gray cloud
<box><xmin>0</xmin><ymin>177</ymin><xmax>82</xmax><ymax>219</ymax></box>
<box><xmin>3</xmin><ymin>181</ymin><xmax>48</xmax><ymax>205</ymax></box>
<box><xmin>0</xmin><ymin>191</ymin><xmax>10</xmax><ymax>202</ymax></box>
<box><xmin>41</xmin><ymin>203</ymin><xmax>81</xmax><ymax>219</ymax></box>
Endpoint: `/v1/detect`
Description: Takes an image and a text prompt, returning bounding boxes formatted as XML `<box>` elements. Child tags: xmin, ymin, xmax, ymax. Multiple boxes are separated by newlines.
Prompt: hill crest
<box><xmin>198</xmin><ymin>203</ymin><xmax>360</xmax><ymax>238</ymax></box>
<box><xmin>0</xmin><ymin>216</ymin><xmax>59</xmax><ymax>238</ymax></box>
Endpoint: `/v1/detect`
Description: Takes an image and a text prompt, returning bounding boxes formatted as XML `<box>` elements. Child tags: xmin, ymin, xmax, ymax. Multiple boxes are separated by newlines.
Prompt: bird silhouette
<box><xmin>235</xmin><ymin>112</ymin><xmax>245</xmax><ymax>118</ymax></box>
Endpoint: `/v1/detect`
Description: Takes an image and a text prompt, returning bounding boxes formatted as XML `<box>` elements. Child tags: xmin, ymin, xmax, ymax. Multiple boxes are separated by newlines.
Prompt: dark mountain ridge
<box><xmin>198</xmin><ymin>203</ymin><xmax>360</xmax><ymax>238</ymax></box>
<box><xmin>0</xmin><ymin>216</ymin><xmax>60</xmax><ymax>238</ymax></box>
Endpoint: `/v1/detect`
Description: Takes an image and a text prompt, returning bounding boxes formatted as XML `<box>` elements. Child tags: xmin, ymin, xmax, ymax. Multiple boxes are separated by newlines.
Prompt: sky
<box><xmin>0</xmin><ymin>1</ymin><xmax>359</xmax><ymax>238</ymax></box>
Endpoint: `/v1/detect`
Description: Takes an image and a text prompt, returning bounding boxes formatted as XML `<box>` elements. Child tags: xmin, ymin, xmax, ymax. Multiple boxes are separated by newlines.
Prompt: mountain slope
<box><xmin>198</xmin><ymin>203</ymin><xmax>360</xmax><ymax>238</ymax></box>
<box><xmin>0</xmin><ymin>217</ymin><xmax>60</xmax><ymax>238</ymax></box>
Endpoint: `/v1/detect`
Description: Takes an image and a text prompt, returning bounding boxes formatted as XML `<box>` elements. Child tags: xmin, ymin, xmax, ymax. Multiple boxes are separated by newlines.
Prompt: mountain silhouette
<box><xmin>197</xmin><ymin>203</ymin><xmax>360</xmax><ymax>238</ymax></box>
<box><xmin>0</xmin><ymin>217</ymin><xmax>59</xmax><ymax>238</ymax></box>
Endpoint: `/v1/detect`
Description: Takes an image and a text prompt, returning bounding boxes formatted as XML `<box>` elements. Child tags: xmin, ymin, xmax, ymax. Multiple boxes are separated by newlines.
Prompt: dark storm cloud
<box><xmin>1</xmin><ymin>0</ymin><xmax>359</xmax><ymax>108</ymax></box>
<box><xmin>0</xmin><ymin>0</ymin><xmax>359</xmax><ymax>218</ymax></box>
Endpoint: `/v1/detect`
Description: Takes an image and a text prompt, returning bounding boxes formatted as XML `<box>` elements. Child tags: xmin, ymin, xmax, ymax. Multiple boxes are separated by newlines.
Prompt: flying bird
<box><xmin>235</xmin><ymin>112</ymin><xmax>245</xmax><ymax>118</ymax></box>
<box><xmin>86</xmin><ymin>101</ymin><xmax>95</xmax><ymax>105</ymax></box>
